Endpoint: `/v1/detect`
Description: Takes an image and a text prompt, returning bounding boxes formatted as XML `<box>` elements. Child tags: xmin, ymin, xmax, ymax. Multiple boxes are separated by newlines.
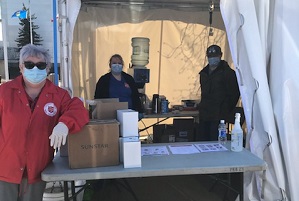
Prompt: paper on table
<box><xmin>194</xmin><ymin>143</ymin><xmax>228</xmax><ymax>152</ymax></box>
<box><xmin>141</xmin><ymin>146</ymin><xmax>169</xmax><ymax>156</ymax></box>
<box><xmin>168</xmin><ymin>144</ymin><xmax>200</xmax><ymax>154</ymax></box>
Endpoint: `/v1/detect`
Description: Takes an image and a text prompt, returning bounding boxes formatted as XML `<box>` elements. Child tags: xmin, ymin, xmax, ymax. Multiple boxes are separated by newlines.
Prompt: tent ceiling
<box><xmin>81</xmin><ymin>0</ymin><xmax>220</xmax><ymax>11</ymax></box>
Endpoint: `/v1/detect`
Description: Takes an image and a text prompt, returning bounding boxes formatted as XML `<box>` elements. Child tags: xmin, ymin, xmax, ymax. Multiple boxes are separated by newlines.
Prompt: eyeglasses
<box><xmin>23</xmin><ymin>61</ymin><xmax>47</xmax><ymax>70</ymax></box>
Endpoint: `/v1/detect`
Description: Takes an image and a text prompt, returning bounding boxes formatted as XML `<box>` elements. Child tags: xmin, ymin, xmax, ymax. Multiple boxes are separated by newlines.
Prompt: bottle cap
<box><xmin>235</xmin><ymin>113</ymin><xmax>241</xmax><ymax>121</ymax></box>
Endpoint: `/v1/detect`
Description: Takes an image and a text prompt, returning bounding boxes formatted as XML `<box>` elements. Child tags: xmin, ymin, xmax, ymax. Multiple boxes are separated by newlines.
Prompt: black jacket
<box><xmin>94</xmin><ymin>72</ymin><xmax>143</xmax><ymax>113</ymax></box>
<box><xmin>198</xmin><ymin>60</ymin><xmax>240</xmax><ymax>121</ymax></box>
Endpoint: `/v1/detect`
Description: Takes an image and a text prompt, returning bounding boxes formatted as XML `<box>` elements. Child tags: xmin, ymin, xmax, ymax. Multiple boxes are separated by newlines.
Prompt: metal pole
<box><xmin>1</xmin><ymin>2</ymin><xmax>10</xmax><ymax>81</ymax></box>
<box><xmin>29</xmin><ymin>0</ymin><xmax>33</xmax><ymax>44</ymax></box>
<box><xmin>53</xmin><ymin>0</ymin><xmax>58</xmax><ymax>85</ymax></box>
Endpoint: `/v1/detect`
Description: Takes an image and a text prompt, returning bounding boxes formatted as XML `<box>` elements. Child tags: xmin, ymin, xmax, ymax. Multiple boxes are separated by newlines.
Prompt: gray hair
<box><xmin>19</xmin><ymin>44</ymin><xmax>51</xmax><ymax>67</ymax></box>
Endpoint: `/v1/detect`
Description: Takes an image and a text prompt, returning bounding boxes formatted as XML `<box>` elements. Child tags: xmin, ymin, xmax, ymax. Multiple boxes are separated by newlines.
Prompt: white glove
<box><xmin>49</xmin><ymin>122</ymin><xmax>69</xmax><ymax>149</ymax></box>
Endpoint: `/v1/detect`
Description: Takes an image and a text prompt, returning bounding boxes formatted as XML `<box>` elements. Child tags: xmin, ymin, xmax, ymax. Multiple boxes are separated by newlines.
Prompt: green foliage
<box><xmin>15</xmin><ymin>5</ymin><xmax>43</xmax><ymax>51</ymax></box>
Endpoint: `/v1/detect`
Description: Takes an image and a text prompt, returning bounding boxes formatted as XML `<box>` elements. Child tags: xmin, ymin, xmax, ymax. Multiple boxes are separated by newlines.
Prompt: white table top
<box><xmin>42</xmin><ymin>142</ymin><xmax>266</xmax><ymax>182</ymax></box>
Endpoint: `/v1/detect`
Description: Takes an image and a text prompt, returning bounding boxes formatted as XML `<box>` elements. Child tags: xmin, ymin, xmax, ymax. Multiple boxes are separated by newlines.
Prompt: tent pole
<box><xmin>29</xmin><ymin>0</ymin><xmax>33</xmax><ymax>44</ymax></box>
<box><xmin>53</xmin><ymin>0</ymin><xmax>59</xmax><ymax>85</ymax></box>
<box><xmin>1</xmin><ymin>2</ymin><xmax>10</xmax><ymax>81</ymax></box>
<box><xmin>157</xmin><ymin>20</ymin><xmax>164</xmax><ymax>95</ymax></box>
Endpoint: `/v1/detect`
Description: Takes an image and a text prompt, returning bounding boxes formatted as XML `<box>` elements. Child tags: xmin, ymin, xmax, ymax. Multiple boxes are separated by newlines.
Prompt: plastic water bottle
<box><xmin>231</xmin><ymin>113</ymin><xmax>243</xmax><ymax>152</ymax></box>
<box><xmin>218</xmin><ymin>120</ymin><xmax>227</xmax><ymax>144</ymax></box>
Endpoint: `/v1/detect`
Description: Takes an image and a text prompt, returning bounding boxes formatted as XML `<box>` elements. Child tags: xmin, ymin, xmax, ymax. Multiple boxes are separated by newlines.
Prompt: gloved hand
<box><xmin>49</xmin><ymin>122</ymin><xmax>69</xmax><ymax>149</ymax></box>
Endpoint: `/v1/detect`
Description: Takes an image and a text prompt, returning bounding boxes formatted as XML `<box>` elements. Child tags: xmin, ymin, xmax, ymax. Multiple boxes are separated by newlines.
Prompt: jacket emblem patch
<box><xmin>44</xmin><ymin>103</ymin><xmax>57</xmax><ymax>117</ymax></box>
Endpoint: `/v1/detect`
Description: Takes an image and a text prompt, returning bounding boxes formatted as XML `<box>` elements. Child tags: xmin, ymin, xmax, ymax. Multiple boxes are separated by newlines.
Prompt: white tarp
<box><xmin>221</xmin><ymin>0</ymin><xmax>299</xmax><ymax>200</ymax></box>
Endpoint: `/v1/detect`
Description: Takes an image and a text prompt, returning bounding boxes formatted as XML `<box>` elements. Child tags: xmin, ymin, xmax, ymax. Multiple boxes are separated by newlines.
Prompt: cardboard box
<box><xmin>59</xmin><ymin>140</ymin><xmax>68</xmax><ymax>157</ymax></box>
<box><xmin>173</xmin><ymin>118</ymin><xmax>195</xmax><ymax>142</ymax></box>
<box><xmin>93</xmin><ymin>98</ymin><xmax>128</xmax><ymax>119</ymax></box>
<box><xmin>173</xmin><ymin>118</ymin><xmax>195</xmax><ymax>129</ymax></box>
<box><xmin>68</xmin><ymin>120</ymin><xmax>120</xmax><ymax>169</ymax></box>
<box><xmin>153</xmin><ymin>124</ymin><xmax>176</xmax><ymax>143</ymax></box>
<box><xmin>121</xmin><ymin>137</ymin><xmax>141</xmax><ymax>168</ymax></box>
<box><xmin>119</xmin><ymin>136</ymin><xmax>140</xmax><ymax>164</ymax></box>
<box><xmin>175</xmin><ymin>129</ymin><xmax>194</xmax><ymax>142</ymax></box>
<box><xmin>117</xmin><ymin>109</ymin><xmax>139</xmax><ymax>137</ymax></box>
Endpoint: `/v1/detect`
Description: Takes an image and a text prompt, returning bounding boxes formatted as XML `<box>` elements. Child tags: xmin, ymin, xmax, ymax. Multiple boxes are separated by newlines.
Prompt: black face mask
<box><xmin>208</xmin><ymin>57</ymin><xmax>221</xmax><ymax>66</ymax></box>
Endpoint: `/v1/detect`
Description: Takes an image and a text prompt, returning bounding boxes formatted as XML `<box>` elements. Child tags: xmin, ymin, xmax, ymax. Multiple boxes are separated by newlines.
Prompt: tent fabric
<box><xmin>66</xmin><ymin>1</ymin><xmax>229</xmax><ymax>106</ymax></box>
<box><xmin>221</xmin><ymin>0</ymin><xmax>299</xmax><ymax>200</ymax></box>
<box><xmin>61</xmin><ymin>0</ymin><xmax>299</xmax><ymax>200</ymax></box>
<box><xmin>59</xmin><ymin>0</ymin><xmax>82</xmax><ymax>90</ymax></box>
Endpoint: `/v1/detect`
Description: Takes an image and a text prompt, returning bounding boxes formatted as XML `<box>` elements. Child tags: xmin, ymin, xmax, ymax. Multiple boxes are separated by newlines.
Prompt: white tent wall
<box><xmin>68</xmin><ymin>4</ymin><xmax>232</xmax><ymax>135</ymax></box>
<box><xmin>221</xmin><ymin>0</ymin><xmax>299</xmax><ymax>200</ymax></box>
<box><xmin>66</xmin><ymin>1</ymin><xmax>230</xmax><ymax>105</ymax></box>
<box><xmin>271</xmin><ymin>0</ymin><xmax>299</xmax><ymax>200</ymax></box>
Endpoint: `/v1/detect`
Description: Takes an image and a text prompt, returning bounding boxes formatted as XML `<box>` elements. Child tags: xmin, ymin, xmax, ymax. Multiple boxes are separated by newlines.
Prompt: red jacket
<box><xmin>0</xmin><ymin>76</ymin><xmax>89</xmax><ymax>184</ymax></box>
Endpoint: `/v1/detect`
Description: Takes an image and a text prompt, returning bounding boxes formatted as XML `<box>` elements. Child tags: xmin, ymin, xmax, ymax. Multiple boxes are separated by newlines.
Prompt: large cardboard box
<box><xmin>94</xmin><ymin>99</ymin><xmax>128</xmax><ymax>120</ymax></box>
<box><xmin>68</xmin><ymin>120</ymin><xmax>120</xmax><ymax>169</ymax></box>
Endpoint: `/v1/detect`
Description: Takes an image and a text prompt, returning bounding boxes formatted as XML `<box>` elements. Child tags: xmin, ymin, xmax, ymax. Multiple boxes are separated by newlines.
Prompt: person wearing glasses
<box><xmin>197</xmin><ymin>45</ymin><xmax>240</xmax><ymax>141</ymax></box>
<box><xmin>94</xmin><ymin>54</ymin><xmax>143</xmax><ymax>114</ymax></box>
<box><xmin>0</xmin><ymin>44</ymin><xmax>89</xmax><ymax>201</ymax></box>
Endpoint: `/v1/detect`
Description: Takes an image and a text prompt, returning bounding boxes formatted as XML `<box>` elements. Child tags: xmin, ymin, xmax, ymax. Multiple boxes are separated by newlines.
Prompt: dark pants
<box><xmin>196</xmin><ymin>120</ymin><xmax>219</xmax><ymax>141</ymax></box>
<box><xmin>0</xmin><ymin>179</ymin><xmax>46</xmax><ymax>201</ymax></box>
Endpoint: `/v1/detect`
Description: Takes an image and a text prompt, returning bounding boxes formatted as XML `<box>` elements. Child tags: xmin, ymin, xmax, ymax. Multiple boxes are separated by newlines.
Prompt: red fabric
<box><xmin>0</xmin><ymin>76</ymin><xmax>89</xmax><ymax>184</ymax></box>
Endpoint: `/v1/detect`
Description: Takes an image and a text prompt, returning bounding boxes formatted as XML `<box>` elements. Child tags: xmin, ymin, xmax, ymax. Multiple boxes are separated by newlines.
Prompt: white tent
<box><xmin>59</xmin><ymin>0</ymin><xmax>299</xmax><ymax>200</ymax></box>
<box><xmin>59</xmin><ymin>0</ymin><xmax>229</xmax><ymax>105</ymax></box>
<box><xmin>221</xmin><ymin>0</ymin><xmax>299</xmax><ymax>200</ymax></box>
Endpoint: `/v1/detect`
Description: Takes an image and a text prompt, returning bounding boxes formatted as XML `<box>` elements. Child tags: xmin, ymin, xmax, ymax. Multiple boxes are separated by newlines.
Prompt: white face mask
<box><xmin>23</xmin><ymin>67</ymin><xmax>47</xmax><ymax>84</ymax></box>
<box><xmin>111</xmin><ymin>64</ymin><xmax>123</xmax><ymax>75</ymax></box>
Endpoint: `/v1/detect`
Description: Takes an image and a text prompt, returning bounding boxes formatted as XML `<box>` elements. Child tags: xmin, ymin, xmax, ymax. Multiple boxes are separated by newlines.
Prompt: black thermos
<box><xmin>152</xmin><ymin>94</ymin><xmax>159</xmax><ymax>114</ymax></box>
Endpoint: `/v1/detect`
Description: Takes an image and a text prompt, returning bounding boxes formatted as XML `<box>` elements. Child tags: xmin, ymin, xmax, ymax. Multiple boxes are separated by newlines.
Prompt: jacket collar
<box><xmin>9</xmin><ymin>75</ymin><xmax>58</xmax><ymax>94</ymax></box>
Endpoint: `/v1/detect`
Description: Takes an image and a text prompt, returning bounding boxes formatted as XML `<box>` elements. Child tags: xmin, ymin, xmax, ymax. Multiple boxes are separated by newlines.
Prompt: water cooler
<box><xmin>127</xmin><ymin>37</ymin><xmax>151</xmax><ymax>110</ymax></box>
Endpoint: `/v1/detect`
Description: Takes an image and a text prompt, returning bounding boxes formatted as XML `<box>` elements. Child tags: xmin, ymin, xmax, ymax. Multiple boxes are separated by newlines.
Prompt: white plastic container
<box><xmin>231</xmin><ymin>113</ymin><xmax>243</xmax><ymax>152</ymax></box>
<box><xmin>131</xmin><ymin>37</ymin><xmax>150</xmax><ymax>66</ymax></box>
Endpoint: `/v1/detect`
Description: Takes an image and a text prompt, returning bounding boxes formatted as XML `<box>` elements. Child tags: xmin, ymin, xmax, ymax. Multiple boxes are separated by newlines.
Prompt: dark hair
<box><xmin>109</xmin><ymin>54</ymin><xmax>124</xmax><ymax>67</ymax></box>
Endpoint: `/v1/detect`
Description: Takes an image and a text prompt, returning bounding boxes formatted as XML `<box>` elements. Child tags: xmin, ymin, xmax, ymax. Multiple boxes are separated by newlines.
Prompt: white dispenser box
<box><xmin>119</xmin><ymin>137</ymin><xmax>141</xmax><ymax>168</ymax></box>
<box><xmin>117</xmin><ymin>109</ymin><xmax>139</xmax><ymax>137</ymax></box>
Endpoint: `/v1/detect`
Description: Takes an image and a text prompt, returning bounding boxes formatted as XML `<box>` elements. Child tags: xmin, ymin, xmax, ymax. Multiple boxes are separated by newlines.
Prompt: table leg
<box><xmin>230</xmin><ymin>172</ymin><xmax>244</xmax><ymax>201</ymax></box>
<box><xmin>71</xmin><ymin>181</ymin><xmax>77</xmax><ymax>201</ymax></box>
<box><xmin>63</xmin><ymin>181</ymin><xmax>69</xmax><ymax>201</ymax></box>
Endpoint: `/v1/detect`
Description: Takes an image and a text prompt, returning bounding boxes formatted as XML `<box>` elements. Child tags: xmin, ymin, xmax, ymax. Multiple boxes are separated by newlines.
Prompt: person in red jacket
<box><xmin>0</xmin><ymin>44</ymin><xmax>89</xmax><ymax>201</ymax></box>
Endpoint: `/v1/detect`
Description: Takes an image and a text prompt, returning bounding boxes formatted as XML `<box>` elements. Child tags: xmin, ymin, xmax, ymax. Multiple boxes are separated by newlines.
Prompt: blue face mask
<box><xmin>23</xmin><ymin>67</ymin><xmax>47</xmax><ymax>84</ymax></box>
<box><xmin>208</xmin><ymin>57</ymin><xmax>221</xmax><ymax>66</ymax></box>
<box><xmin>111</xmin><ymin>64</ymin><xmax>123</xmax><ymax>75</ymax></box>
